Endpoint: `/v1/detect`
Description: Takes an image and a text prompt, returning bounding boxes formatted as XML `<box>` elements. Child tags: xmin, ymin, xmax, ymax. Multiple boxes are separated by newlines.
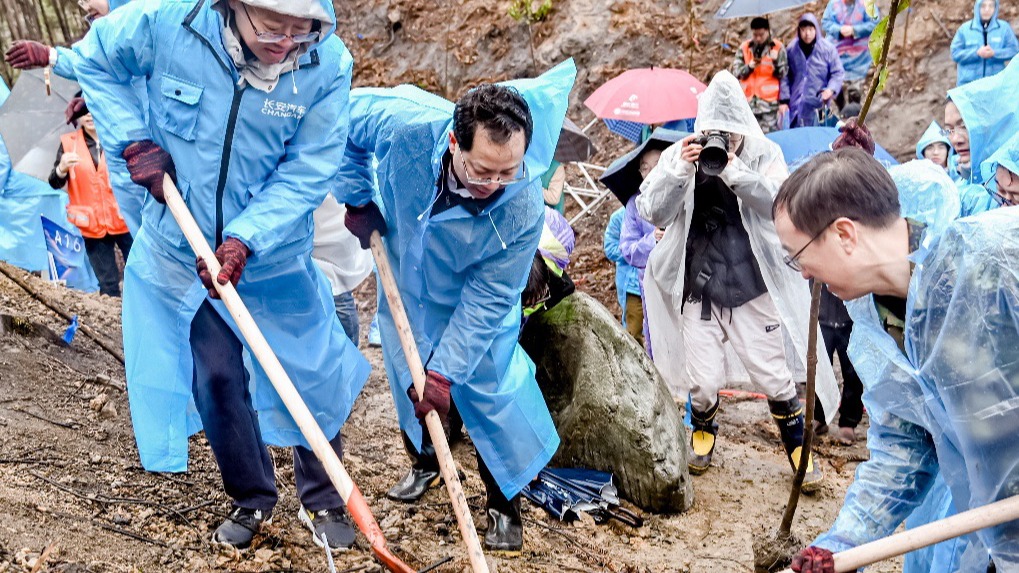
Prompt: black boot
<box><xmin>689</xmin><ymin>398</ymin><xmax>719</xmax><ymax>475</ymax></box>
<box><xmin>479</xmin><ymin>453</ymin><xmax>522</xmax><ymax>555</ymax></box>
<box><xmin>386</xmin><ymin>432</ymin><xmax>441</xmax><ymax>503</ymax></box>
<box><xmin>769</xmin><ymin>396</ymin><xmax>824</xmax><ymax>493</ymax></box>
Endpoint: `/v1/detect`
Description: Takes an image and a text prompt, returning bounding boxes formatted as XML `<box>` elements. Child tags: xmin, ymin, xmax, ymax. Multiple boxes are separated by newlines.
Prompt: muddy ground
<box><xmin>0</xmin><ymin>267</ymin><xmax>899</xmax><ymax>573</ymax></box>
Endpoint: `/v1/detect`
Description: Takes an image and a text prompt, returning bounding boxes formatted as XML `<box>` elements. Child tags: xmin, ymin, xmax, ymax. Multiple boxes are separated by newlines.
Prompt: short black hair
<box><xmin>751</xmin><ymin>17</ymin><xmax>770</xmax><ymax>30</ymax></box>
<box><xmin>774</xmin><ymin>148</ymin><xmax>900</xmax><ymax>234</ymax></box>
<box><xmin>453</xmin><ymin>84</ymin><xmax>533</xmax><ymax>152</ymax></box>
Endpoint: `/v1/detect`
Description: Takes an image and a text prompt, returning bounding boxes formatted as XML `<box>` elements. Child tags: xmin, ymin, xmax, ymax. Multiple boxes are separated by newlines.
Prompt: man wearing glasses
<box><xmin>775</xmin><ymin>148</ymin><xmax>1019</xmax><ymax>573</ymax></box>
<box><xmin>637</xmin><ymin>71</ymin><xmax>838</xmax><ymax>489</ymax></box>
<box><xmin>70</xmin><ymin>0</ymin><xmax>370</xmax><ymax>553</ymax></box>
<box><xmin>337</xmin><ymin>61</ymin><xmax>575</xmax><ymax>555</ymax></box>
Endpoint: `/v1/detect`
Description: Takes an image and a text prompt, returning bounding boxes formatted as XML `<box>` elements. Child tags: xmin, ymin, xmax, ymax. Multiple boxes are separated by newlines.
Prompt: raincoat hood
<box><xmin>798</xmin><ymin>12</ymin><xmax>820</xmax><ymax>31</ymax></box>
<box><xmin>982</xmin><ymin>130</ymin><xmax>1019</xmax><ymax>182</ymax></box>
<box><xmin>946</xmin><ymin>58</ymin><xmax>1019</xmax><ymax>184</ymax></box>
<box><xmin>694</xmin><ymin>70</ymin><xmax>765</xmax><ymax>140</ymax></box>
<box><xmin>915</xmin><ymin>120</ymin><xmax>953</xmax><ymax>160</ymax></box>
<box><xmin>974</xmin><ymin>0</ymin><xmax>999</xmax><ymax>23</ymax></box>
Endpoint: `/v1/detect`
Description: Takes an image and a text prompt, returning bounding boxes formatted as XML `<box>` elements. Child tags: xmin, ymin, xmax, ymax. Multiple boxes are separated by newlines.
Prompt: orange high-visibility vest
<box><xmin>739</xmin><ymin>39</ymin><xmax>783</xmax><ymax>103</ymax></box>
<box><xmin>60</xmin><ymin>130</ymin><xmax>129</xmax><ymax>239</ymax></box>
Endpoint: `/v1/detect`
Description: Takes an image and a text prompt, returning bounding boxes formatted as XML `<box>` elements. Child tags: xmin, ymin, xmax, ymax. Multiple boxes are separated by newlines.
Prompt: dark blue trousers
<box><xmin>190</xmin><ymin>300</ymin><xmax>345</xmax><ymax>512</ymax></box>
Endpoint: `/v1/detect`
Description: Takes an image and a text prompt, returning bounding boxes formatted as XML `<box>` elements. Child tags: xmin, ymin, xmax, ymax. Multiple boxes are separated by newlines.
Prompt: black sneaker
<box><xmin>298</xmin><ymin>506</ymin><xmax>356</xmax><ymax>552</ymax></box>
<box><xmin>212</xmin><ymin>506</ymin><xmax>272</xmax><ymax>550</ymax></box>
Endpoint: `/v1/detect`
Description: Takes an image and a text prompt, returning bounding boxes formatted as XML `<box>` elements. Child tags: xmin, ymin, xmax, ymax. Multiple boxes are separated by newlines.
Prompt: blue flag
<box><xmin>40</xmin><ymin>215</ymin><xmax>92</xmax><ymax>289</ymax></box>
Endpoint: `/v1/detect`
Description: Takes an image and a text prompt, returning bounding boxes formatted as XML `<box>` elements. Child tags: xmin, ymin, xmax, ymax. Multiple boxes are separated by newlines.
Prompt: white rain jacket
<box><xmin>636</xmin><ymin>70</ymin><xmax>839</xmax><ymax>420</ymax></box>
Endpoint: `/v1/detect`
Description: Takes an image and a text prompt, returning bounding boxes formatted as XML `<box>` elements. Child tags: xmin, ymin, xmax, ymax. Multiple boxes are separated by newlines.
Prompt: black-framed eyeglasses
<box><xmin>982</xmin><ymin>172</ymin><xmax>1016</xmax><ymax>207</ymax></box>
<box><xmin>783</xmin><ymin>220</ymin><xmax>835</xmax><ymax>272</ymax></box>
<box><xmin>240</xmin><ymin>4</ymin><xmax>320</xmax><ymax>44</ymax></box>
<box><xmin>456</xmin><ymin>146</ymin><xmax>528</xmax><ymax>187</ymax></box>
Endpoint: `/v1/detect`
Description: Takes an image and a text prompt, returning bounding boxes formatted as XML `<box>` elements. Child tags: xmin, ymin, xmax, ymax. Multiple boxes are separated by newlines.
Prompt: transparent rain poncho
<box><xmin>637</xmin><ymin>70</ymin><xmax>839</xmax><ymax>416</ymax></box>
<box><xmin>817</xmin><ymin>161</ymin><xmax>1019</xmax><ymax>570</ymax></box>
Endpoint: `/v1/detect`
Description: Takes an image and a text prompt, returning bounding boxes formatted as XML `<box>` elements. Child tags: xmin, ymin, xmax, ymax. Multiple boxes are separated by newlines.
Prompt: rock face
<box><xmin>520</xmin><ymin>292</ymin><xmax>693</xmax><ymax>513</ymax></box>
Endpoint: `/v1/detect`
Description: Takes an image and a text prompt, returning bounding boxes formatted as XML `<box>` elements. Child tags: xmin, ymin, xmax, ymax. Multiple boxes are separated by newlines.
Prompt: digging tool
<box><xmin>777</xmin><ymin>494</ymin><xmax>1019</xmax><ymax>573</ymax></box>
<box><xmin>161</xmin><ymin>175</ymin><xmax>415</xmax><ymax>573</ymax></box>
<box><xmin>369</xmin><ymin>231</ymin><xmax>492</xmax><ymax>573</ymax></box>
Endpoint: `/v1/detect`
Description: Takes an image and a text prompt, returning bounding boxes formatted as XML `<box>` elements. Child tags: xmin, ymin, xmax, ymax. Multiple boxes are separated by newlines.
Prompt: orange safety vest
<box><xmin>739</xmin><ymin>39</ymin><xmax>783</xmax><ymax>103</ymax></box>
<box><xmin>60</xmin><ymin>130</ymin><xmax>129</xmax><ymax>239</ymax></box>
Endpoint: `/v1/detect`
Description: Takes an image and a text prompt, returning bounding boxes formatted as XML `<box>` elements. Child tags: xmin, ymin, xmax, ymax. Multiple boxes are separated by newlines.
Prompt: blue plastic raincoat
<box><xmin>821</xmin><ymin>0</ymin><xmax>879</xmax><ymax>81</ymax></box>
<box><xmin>0</xmin><ymin>76</ymin><xmax>9</xmax><ymax>107</ymax></box>
<box><xmin>335</xmin><ymin>60</ymin><xmax>576</xmax><ymax>498</ymax></box>
<box><xmin>915</xmin><ymin>120</ymin><xmax>952</xmax><ymax>161</ymax></box>
<box><xmin>785</xmin><ymin>14</ymin><xmax>845</xmax><ymax>128</ymax></box>
<box><xmin>603</xmin><ymin>207</ymin><xmax>641</xmax><ymax>326</ymax></box>
<box><xmin>816</xmin><ymin>162</ymin><xmax>1019</xmax><ymax>570</ymax></box>
<box><xmin>72</xmin><ymin>0</ymin><xmax>369</xmax><ymax>472</ymax></box>
<box><xmin>951</xmin><ymin>0</ymin><xmax>1019</xmax><ymax>87</ymax></box>
<box><xmin>981</xmin><ymin>130</ymin><xmax>1019</xmax><ymax>189</ymax></box>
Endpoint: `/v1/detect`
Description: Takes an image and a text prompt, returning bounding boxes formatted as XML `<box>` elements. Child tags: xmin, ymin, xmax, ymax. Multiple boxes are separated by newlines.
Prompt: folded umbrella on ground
<box><xmin>522</xmin><ymin>467</ymin><xmax>643</xmax><ymax>528</ymax></box>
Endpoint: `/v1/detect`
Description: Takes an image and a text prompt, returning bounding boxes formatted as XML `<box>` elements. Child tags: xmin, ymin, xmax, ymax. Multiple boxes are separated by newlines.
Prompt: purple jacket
<box><xmin>784</xmin><ymin>13</ymin><xmax>845</xmax><ymax>127</ymax></box>
<box><xmin>619</xmin><ymin>194</ymin><xmax>657</xmax><ymax>283</ymax></box>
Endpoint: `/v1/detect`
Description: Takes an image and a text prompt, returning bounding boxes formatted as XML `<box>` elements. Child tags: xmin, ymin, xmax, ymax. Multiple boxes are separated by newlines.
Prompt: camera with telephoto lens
<box><xmin>693</xmin><ymin>131</ymin><xmax>730</xmax><ymax>176</ymax></box>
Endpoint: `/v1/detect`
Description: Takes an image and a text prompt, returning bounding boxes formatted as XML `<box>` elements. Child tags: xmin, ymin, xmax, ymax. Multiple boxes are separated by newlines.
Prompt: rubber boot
<box><xmin>479</xmin><ymin>452</ymin><xmax>522</xmax><ymax>556</ymax></box>
<box><xmin>769</xmin><ymin>397</ymin><xmax>824</xmax><ymax>493</ymax></box>
<box><xmin>386</xmin><ymin>432</ymin><xmax>441</xmax><ymax>502</ymax></box>
<box><xmin>688</xmin><ymin>399</ymin><xmax>719</xmax><ymax>475</ymax></box>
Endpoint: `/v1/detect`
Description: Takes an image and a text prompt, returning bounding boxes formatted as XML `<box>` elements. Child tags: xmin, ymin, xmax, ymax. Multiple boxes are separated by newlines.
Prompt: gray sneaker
<box><xmin>298</xmin><ymin>506</ymin><xmax>356</xmax><ymax>552</ymax></box>
<box><xmin>212</xmin><ymin>506</ymin><xmax>272</xmax><ymax>550</ymax></box>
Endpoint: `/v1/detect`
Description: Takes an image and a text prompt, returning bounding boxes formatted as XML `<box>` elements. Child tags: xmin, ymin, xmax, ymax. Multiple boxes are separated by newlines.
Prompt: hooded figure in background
<box><xmin>4</xmin><ymin>0</ymin><xmax>147</xmax><ymax>236</ymax></box>
<box><xmin>977</xmin><ymin>131</ymin><xmax>1019</xmax><ymax>208</ymax></box>
<box><xmin>636</xmin><ymin>70</ymin><xmax>838</xmax><ymax>489</ymax></box>
<box><xmin>914</xmin><ymin>120</ymin><xmax>953</xmax><ymax>169</ymax></box>
<box><xmin>945</xmin><ymin>58</ymin><xmax>1019</xmax><ymax>216</ymax></box>
<box><xmin>335</xmin><ymin>61</ymin><xmax>575</xmax><ymax>555</ymax></box>
<box><xmin>951</xmin><ymin>0</ymin><xmax>1018</xmax><ymax>87</ymax></box>
<box><xmin>821</xmin><ymin>0</ymin><xmax>879</xmax><ymax>82</ymax></box>
<box><xmin>784</xmin><ymin>13</ymin><xmax>845</xmax><ymax>128</ymax></box>
<box><xmin>72</xmin><ymin>0</ymin><xmax>370</xmax><ymax>552</ymax></box>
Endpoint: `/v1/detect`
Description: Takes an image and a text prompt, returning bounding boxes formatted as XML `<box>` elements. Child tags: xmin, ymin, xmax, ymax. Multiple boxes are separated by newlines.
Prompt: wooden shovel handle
<box><xmin>162</xmin><ymin>176</ymin><xmax>414</xmax><ymax>573</ymax></box>
<box><xmin>370</xmin><ymin>231</ymin><xmax>491</xmax><ymax>573</ymax></box>
<box><xmin>778</xmin><ymin>494</ymin><xmax>1019</xmax><ymax>572</ymax></box>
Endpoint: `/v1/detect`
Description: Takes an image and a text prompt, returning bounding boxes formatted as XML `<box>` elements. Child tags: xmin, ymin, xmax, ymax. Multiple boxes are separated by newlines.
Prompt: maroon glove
<box><xmin>408</xmin><ymin>371</ymin><xmax>452</xmax><ymax>427</ymax></box>
<box><xmin>4</xmin><ymin>40</ymin><xmax>51</xmax><ymax>69</ymax></box>
<box><xmin>196</xmin><ymin>238</ymin><xmax>250</xmax><ymax>298</ymax></box>
<box><xmin>122</xmin><ymin>140</ymin><xmax>176</xmax><ymax>203</ymax></box>
<box><xmin>791</xmin><ymin>546</ymin><xmax>836</xmax><ymax>573</ymax></box>
<box><xmin>343</xmin><ymin>202</ymin><xmax>387</xmax><ymax>249</ymax></box>
<box><xmin>831</xmin><ymin>117</ymin><xmax>876</xmax><ymax>156</ymax></box>
<box><xmin>65</xmin><ymin>97</ymin><xmax>88</xmax><ymax>125</ymax></box>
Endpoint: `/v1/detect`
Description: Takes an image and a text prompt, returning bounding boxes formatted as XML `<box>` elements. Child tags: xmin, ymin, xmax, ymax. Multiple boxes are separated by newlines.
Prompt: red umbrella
<box><xmin>584</xmin><ymin>68</ymin><xmax>706</xmax><ymax>124</ymax></box>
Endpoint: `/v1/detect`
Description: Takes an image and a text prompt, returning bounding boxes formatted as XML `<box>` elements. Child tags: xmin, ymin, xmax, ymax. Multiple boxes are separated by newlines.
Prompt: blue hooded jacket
<box><xmin>335</xmin><ymin>61</ymin><xmax>576</xmax><ymax>498</ymax></box>
<box><xmin>72</xmin><ymin>0</ymin><xmax>369</xmax><ymax>472</ymax></box>
<box><xmin>915</xmin><ymin>120</ymin><xmax>953</xmax><ymax>161</ymax></box>
<box><xmin>603</xmin><ymin>207</ymin><xmax>641</xmax><ymax>326</ymax></box>
<box><xmin>951</xmin><ymin>0</ymin><xmax>1019</xmax><ymax>86</ymax></box>
<box><xmin>785</xmin><ymin>13</ymin><xmax>845</xmax><ymax>127</ymax></box>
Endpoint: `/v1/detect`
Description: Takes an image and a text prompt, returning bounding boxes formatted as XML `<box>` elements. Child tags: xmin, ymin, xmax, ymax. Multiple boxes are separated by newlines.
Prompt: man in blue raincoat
<box><xmin>336</xmin><ymin>61</ymin><xmax>575</xmax><ymax>555</ymax></box>
<box><xmin>978</xmin><ymin>131</ymin><xmax>1019</xmax><ymax>207</ymax></box>
<box><xmin>71</xmin><ymin>0</ymin><xmax>370</xmax><ymax>553</ymax></box>
<box><xmin>943</xmin><ymin>58</ymin><xmax>1019</xmax><ymax>216</ymax></box>
<box><xmin>775</xmin><ymin>148</ymin><xmax>1019</xmax><ymax>572</ymax></box>
<box><xmin>5</xmin><ymin>0</ymin><xmax>147</xmax><ymax>237</ymax></box>
<box><xmin>951</xmin><ymin>0</ymin><xmax>1018</xmax><ymax>87</ymax></box>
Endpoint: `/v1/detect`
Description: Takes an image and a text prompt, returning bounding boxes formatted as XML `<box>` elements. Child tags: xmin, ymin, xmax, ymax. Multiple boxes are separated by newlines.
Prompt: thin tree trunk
<box><xmin>51</xmin><ymin>0</ymin><xmax>72</xmax><ymax>45</ymax></box>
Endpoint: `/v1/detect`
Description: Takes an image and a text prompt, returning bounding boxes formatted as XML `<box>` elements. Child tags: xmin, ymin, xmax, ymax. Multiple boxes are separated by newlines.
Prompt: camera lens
<box><xmin>699</xmin><ymin>132</ymin><xmax>730</xmax><ymax>176</ymax></box>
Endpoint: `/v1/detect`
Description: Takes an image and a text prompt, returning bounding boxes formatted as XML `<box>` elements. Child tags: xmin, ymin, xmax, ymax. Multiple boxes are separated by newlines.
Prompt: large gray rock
<box><xmin>520</xmin><ymin>292</ymin><xmax>693</xmax><ymax>513</ymax></box>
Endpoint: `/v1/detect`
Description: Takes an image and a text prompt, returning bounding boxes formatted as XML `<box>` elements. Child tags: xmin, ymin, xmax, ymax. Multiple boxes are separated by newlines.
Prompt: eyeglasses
<box><xmin>983</xmin><ymin>172</ymin><xmax>1016</xmax><ymax>207</ymax></box>
<box><xmin>940</xmin><ymin>124</ymin><xmax>968</xmax><ymax>137</ymax></box>
<box><xmin>241</xmin><ymin>4</ymin><xmax>320</xmax><ymax>44</ymax></box>
<box><xmin>783</xmin><ymin>220</ymin><xmax>835</xmax><ymax>272</ymax></box>
<box><xmin>456</xmin><ymin>146</ymin><xmax>528</xmax><ymax>187</ymax></box>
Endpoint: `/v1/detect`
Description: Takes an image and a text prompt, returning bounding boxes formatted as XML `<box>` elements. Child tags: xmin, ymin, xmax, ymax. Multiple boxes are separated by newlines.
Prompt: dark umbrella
<box><xmin>522</xmin><ymin>468</ymin><xmax>643</xmax><ymax>527</ymax></box>
<box><xmin>554</xmin><ymin>117</ymin><xmax>596</xmax><ymax>163</ymax></box>
<box><xmin>0</xmin><ymin>69</ymin><xmax>80</xmax><ymax>181</ymax></box>
<box><xmin>600</xmin><ymin>128</ymin><xmax>687</xmax><ymax>206</ymax></box>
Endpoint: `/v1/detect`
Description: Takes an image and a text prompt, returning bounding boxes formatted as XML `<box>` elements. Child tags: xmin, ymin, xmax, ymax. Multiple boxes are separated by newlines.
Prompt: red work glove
<box><xmin>791</xmin><ymin>546</ymin><xmax>836</xmax><ymax>573</ymax></box>
<box><xmin>196</xmin><ymin>237</ymin><xmax>250</xmax><ymax>299</ymax></box>
<box><xmin>4</xmin><ymin>40</ymin><xmax>51</xmax><ymax>69</ymax></box>
<box><xmin>408</xmin><ymin>371</ymin><xmax>452</xmax><ymax>427</ymax></box>
<box><xmin>343</xmin><ymin>202</ymin><xmax>387</xmax><ymax>250</ymax></box>
<box><xmin>122</xmin><ymin>140</ymin><xmax>176</xmax><ymax>204</ymax></box>
<box><xmin>831</xmin><ymin>117</ymin><xmax>876</xmax><ymax>156</ymax></box>
<box><xmin>65</xmin><ymin>97</ymin><xmax>88</xmax><ymax>125</ymax></box>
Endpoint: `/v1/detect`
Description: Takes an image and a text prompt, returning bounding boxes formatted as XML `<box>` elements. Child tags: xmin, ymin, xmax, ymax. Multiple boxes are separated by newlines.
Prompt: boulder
<box><xmin>519</xmin><ymin>292</ymin><xmax>693</xmax><ymax>513</ymax></box>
